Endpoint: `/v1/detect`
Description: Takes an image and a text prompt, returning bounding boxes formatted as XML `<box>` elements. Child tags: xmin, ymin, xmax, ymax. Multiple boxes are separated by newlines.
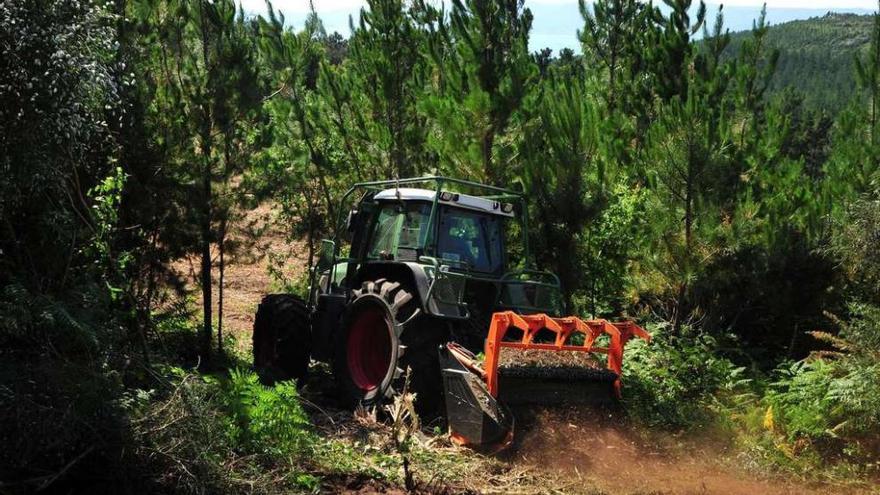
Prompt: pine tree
<box><xmin>427</xmin><ymin>0</ymin><xmax>535</xmax><ymax>184</ymax></box>
<box><xmin>257</xmin><ymin>3</ymin><xmax>338</xmax><ymax>268</ymax></box>
<box><xmin>855</xmin><ymin>2</ymin><xmax>880</xmax><ymax>148</ymax></box>
<box><xmin>135</xmin><ymin>0</ymin><xmax>262</xmax><ymax>363</ymax></box>
<box><xmin>639</xmin><ymin>6</ymin><xmax>735</xmax><ymax>333</ymax></box>
<box><xmin>519</xmin><ymin>74</ymin><xmax>603</xmax><ymax>311</ymax></box>
<box><xmin>825</xmin><ymin>2</ymin><xmax>880</xmax><ymax>206</ymax></box>
<box><xmin>647</xmin><ymin>0</ymin><xmax>706</xmax><ymax>103</ymax></box>
<box><xmin>347</xmin><ymin>0</ymin><xmax>429</xmax><ymax>178</ymax></box>
<box><xmin>733</xmin><ymin>5</ymin><xmax>780</xmax><ymax>150</ymax></box>
<box><xmin>579</xmin><ymin>0</ymin><xmax>651</xmax><ymax>114</ymax></box>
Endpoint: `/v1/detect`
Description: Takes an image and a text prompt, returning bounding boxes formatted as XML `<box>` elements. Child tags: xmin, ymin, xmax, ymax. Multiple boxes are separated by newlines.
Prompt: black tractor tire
<box><xmin>253</xmin><ymin>294</ymin><xmax>311</xmax><ymax>385</ymax></box>
<box><xmin>333</xmin><ymin>279</ymin><xmax>412</xmax><ymax>408</ymax></box>
<box><xmin>333</xmin><ymin>278</ymin><xmax>451</xmax><ymax>415</ymax></box>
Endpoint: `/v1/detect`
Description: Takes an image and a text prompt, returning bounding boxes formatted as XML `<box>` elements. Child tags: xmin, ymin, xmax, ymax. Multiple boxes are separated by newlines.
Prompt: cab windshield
<box><xmin>437</xmin><ymin>206</ymin><xmax>504</xmax><ymax>274</ymax></box>
<box><xmin>367</xmin><ymin>201</ymin><xmax>431</xmax><ymax>259</ymax></box>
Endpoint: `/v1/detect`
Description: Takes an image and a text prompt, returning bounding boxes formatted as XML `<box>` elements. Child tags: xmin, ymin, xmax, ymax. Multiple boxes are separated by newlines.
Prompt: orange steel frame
<box><xmin>483</xmin><ymin>311</ymin><xmax>651</xmax><ymax>397</ymax></box>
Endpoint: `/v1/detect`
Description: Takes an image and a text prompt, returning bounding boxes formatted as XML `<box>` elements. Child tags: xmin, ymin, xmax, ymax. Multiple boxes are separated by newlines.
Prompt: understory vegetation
<box><xmin>2</xmin><ymin>0</ymin><xmax>880</xmax><ymax>492</ymax></box>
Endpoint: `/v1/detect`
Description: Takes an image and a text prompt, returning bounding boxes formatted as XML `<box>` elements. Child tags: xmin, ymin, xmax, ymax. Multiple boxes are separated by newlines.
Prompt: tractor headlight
<box><xmin>439</xmin><ymin>191</ymin><xmax>459</xmax><ymax>202</ymax></box>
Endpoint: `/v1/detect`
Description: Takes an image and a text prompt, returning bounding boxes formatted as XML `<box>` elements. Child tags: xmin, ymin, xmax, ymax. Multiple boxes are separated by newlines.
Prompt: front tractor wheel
<box><xmin>252</xmin><ymin>294</ymin><xmax>311</xmax><ymax>384</ymax></box>
<box><xmin>333</xmin><ymin>279</ymin><xmax>413</xmax><ymax>408</ymax></box>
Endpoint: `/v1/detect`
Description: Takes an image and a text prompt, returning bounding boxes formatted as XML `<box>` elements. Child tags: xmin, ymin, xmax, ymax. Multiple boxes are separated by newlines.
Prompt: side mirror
<box><xmin>316</xmin><ymin>239</ymin><xmax>336</xmax><ymax>272</ymax></box>
<box><xmin>345</xmin><ymin>209</ymin><xmax>358</xmax><ymax>233</ymax></box>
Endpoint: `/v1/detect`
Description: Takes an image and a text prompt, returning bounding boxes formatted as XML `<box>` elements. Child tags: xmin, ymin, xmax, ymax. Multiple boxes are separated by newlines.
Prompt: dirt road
<box><xmin>507</xmin><ymin>407</ymin><xmax>870</xmax><ymax>495</ymax></box>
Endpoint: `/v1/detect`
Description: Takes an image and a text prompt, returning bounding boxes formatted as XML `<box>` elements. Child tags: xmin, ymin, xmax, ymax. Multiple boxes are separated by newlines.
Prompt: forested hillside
<box><xmin>727</xmin><ymin>12</ymin><xmax>873</xmax><ymax>113</ymax></box>
<box><xmin>2</xmin><ymin>0</ymin><xmax>880</xmax><ymax>493</ymax></box>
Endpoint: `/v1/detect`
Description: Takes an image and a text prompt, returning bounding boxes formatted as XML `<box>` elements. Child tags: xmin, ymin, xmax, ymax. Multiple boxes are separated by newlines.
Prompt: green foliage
<box><xmin>130</xmin><ymin>0</ymin><xmax>265</xmax><ymax>361</ymax></box>
<box><xmin>622</xmin><ymin>324</ymin><xmax>748</xmax><ymax>428</ymax></box>
<box><xmin>347</xmin><ymin>0</ymin><xmax>430</xmax><ymax>178</ymax></box>
<box><xmin>752</xmin><ymin>189</ymin><xmax>880</xmax><ymax>469</ymax></box>
<box><xmin>765</xmin><ymin>342</ymin><xmax>880</xmax><ymax>458</ymax></box>
<box><xmin>731</xmin><ymin>5</ymin><xmax>779</xmax><ymax>129</ymax></box>
<box><xmin>519</xmin><ymin>74</ymin><xmax>604</xmax><ymax>310</ymax></box>
<box><xmin>134</xmin><ymin>368</ymin><xmax>324</xmax><ymax>492</ymax></box>
<box><xmin>0</xmin><ymin>0</ymin><xmax>118</xmax><ymax>292</ymax></box>
<box><xmin>424</xmin><ymin>0</ymin><xmax>535</xmax><ymax>183</ymax></box>
<box><xmin>647</xmin><ymin>0</ymin><xmax>707</xmax><ymax>102</ymax></box>
<box><xmin>0</xmin><ymin>3</ymin><xmax>144</xmax><ymax>489</ymax></box>
<box><xmin>579</xmin><ymin>0</ymin><xmax>654</xmax><ymax>114</ymax></box>
<box><xmin>0</xmin><ymin>281</ymin><xmax>139</xmax><ymax>492</ymax></box>
<box><xmin>831</xmin><ymin>193</ymin><xmax>880</xmax><ymax>302</ymax></box>
<box><xmin>223</xmin><ymin>369</ymin><xmax>314</xmax><ymax>459</ymax></box>
<box><xmin>726</xmin><ymin>13</ymin><xmax>873</xmax><ymax>114</ymax></box>
<box><xmin>767</xmin><ymin>359</ymin><xmax>841</xmax><ymax>440</ymax></box>
<box><xmin>88</xmin><ymin>166</ymin><xmax>130</xmax><ymax>302</ymax></box>
<box><xmin>579</xmin><ymin>181</ymin><xmax>646</xmax><ymax>315</ymax></box>
<box><xmin>841</xmin><ymin>302</ymin><xmax>880</xmax><ymax>353</ymax></box>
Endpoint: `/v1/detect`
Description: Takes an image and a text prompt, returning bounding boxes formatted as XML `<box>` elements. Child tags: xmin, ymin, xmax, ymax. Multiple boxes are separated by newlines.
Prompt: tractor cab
<box><xmin>312</xmin><ymin>177</ymin><xmax>563</xmax><ymax>332</ymax></box>
<box><xmin>366</xmin><ymin>187</ymin><xmax>510</xmax><ymax>275</ymax></box>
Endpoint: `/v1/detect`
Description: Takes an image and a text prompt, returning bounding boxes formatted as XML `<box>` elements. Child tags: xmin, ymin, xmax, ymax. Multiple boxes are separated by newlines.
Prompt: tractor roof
<box><xmin>373</xmin><ymin>187</ymin><xmax>515</xmax><ymax>218</ymax></box>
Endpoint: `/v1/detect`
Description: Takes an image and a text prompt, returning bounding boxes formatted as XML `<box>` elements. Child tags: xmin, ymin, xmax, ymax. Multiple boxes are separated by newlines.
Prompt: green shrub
<box><xmin>0</xmin><ymin>283</ymin><xmax>147</xmax><ymax>492</ymax></box>
<box><xmin>135</xmin><ymin>368</ymin><xmax>321</xmax><ymax>493</ymax></box>
<box><xmin>766</xmin><ymin>359</ymin><xmax>840</xmax><ymax>441</ymax></box>
<box><xmin>621</xmin><ymin>323</ymin><xmax>749</xmax><ymax>428</ymax></box>
<box><xmin>761</xmin><ymin>304</ymin><xmax>880</xmax><ymax>470</ymax></box>
<box><xmin>223</xmin><ymin>369</ymin><xmax>315</xmax><ymax>459</ymax></box>
<box><xmin>767</xmin><ymin>355</ymin><xmax>880</xmax><ymax>444</ymax></box>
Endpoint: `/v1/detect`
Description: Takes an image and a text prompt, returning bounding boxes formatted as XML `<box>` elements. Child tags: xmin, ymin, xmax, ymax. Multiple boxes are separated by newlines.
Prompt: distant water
<box><xmin>260</xmin><ymin>2</ymin><xmax>873</xmax><ymax>56</ymax></box>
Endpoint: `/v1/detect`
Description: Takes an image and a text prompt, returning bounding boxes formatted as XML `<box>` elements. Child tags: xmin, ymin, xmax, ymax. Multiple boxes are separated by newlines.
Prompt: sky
<box><xmin>238</xmin><ymin>0</ymin><xmax>877</xmax><ymax>53</ymax></box>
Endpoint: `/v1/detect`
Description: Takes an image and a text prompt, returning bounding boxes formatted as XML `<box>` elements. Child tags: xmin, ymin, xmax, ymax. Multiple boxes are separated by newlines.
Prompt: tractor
<box><xmin>253</xmin><ymin>176</ymin><xmax>648</xmax><ymax>447</ymax></box>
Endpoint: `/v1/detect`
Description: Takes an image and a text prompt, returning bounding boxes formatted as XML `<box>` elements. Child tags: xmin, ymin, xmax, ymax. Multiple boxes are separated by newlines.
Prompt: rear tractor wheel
<box><xmin>253</xmin><ymin>294</ymin><xmax>311</xmax><ymax>384</ymax></box>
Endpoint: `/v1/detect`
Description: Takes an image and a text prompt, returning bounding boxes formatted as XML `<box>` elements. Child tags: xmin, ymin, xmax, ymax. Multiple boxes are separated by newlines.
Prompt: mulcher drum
<box><xmin>497</xmin><ymin>357</ymin><xmax>619</xmax><ymax>406</ymax></box>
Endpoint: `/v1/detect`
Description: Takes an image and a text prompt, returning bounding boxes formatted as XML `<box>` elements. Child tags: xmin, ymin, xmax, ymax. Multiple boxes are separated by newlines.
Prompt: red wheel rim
<box><xmin>347</xmin><ymin>306</ymin><xmax>393</xmax><ymax>391</ymax></box>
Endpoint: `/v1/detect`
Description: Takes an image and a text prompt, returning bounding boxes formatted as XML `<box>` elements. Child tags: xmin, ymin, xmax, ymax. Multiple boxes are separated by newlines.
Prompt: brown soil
<box><xmin>322</xmin><ymin>473</ymin><xmax>409</xmax><ymax>495</ymax></box>
<box><xmin>507</xmin><ymin>407</ymin><xmax>869</xmax><ymax>495</ymax></box>
<box><xmin>170</xmin><ymin>202</ymin><xmax>309</xmax><ymax>354</ymax></box>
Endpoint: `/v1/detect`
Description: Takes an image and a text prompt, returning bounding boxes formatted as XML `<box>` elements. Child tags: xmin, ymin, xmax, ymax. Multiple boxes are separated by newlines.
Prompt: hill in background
<box><xmin>727</xmin><ymin>12</ymin><xmax>873</xmax><ymax>114</ymax></box>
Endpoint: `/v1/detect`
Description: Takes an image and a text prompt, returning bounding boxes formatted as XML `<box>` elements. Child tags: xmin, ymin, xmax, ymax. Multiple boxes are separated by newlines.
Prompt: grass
<box><xmin>129</xmin><ymin>362</ymin><xmax>582</xmax><ymax>494</ymax></box>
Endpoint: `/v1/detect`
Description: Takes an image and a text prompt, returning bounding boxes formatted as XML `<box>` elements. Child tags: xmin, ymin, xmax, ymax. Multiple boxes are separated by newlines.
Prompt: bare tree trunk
<box><xmin>198</xmin><ymin>0</ymin><xmax>213</xmax><ymax>367</ymax></box>
<box><xmin>306</xmin><ymin>191</ymin><xmax>316</xmax><ymax>270</ymax></box>
<box><xmin>200</xmin><ymin>163</ymin><xmax>213</xmax><ymax>367</ymax></box>
<box><xmin>788</xmin><ymin>323</ymin><xmax>800</xmax><ymax>358</ymax></box>
<box><xmin>136</xmin><ymin>229</ymin><xmax>161</xmax><ymax>368</ymax></box>
<box><xmin>673</xmin><ymin>144</ymin><xmax>696</xmax><ymax>336</ymax></box>
<box><xmin>217</xmin><ymin>216</ymin><xmax>226</xmax><ymax>356</ymax></box>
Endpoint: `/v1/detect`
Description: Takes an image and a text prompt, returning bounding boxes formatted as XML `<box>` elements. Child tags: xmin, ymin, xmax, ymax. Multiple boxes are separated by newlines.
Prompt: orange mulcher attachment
<box><xmin>439</xmin><ymin>311</ymin><xmax>650</xmax><ymax>449</ymax></box>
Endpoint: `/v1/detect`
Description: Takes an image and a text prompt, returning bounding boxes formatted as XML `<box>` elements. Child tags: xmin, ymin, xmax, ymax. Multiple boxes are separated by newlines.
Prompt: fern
<box><xmin>224</xmin><ymin>369</ymin><xmax>315</xmax><ymax>458</ymax></box>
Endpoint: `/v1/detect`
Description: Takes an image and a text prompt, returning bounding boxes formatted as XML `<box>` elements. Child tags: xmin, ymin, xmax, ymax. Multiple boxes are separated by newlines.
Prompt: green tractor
<box><xmin>253</xmin><ymin>176</ymin><xmax>647</xmax><ymax>447</ymax></box>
